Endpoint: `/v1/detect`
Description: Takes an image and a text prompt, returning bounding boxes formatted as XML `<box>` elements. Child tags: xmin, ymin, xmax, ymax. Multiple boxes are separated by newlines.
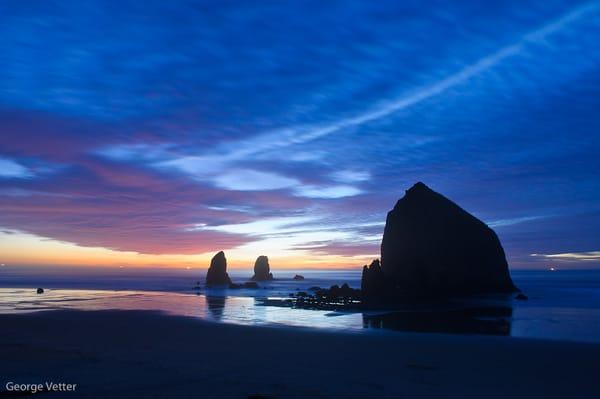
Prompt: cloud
<box><xmin>488</xmin><ymin>215</ymin><xmax>551</xmax><ymax>228</ymax></box>
<box><xmin>330</xmin><ymin>170</ymin><xmax>370</xmax><ymax>183</ymax></box>
<box><xmin>0</xmin><ymin>157</ymin><xmax>31</xmax><ymax>178</ymax></box>
<box><xmin>213</xmin><ymin>170</ymin><xmax>299</xmax><ymax>191</ymax></box>
<box><xmin>196</xmin><ymin>216</ymin><xmax>317</xmax><ymax>235</ymax></box>
<box><xmin>531</xmin><ymin>251</ymin><xmax>600</xmax><ymax>261</ymax></box>
<box><xmin>101</xmin><ymin>145</ymin><xmax>366</xmax><ymax>197</ymax></box>
<box><xmin>96</xmin><ymin>143</ymin><xmax>173</xmax><ymax>162</ymax></box>
<box><xmin>170</xmin><ymin>1</ymin><xmax>599</xmax><ymax>162</ymax></box>
<box><xmin>295</xmin><ymin>185</ymin><xmax>363</xmax><ymax>199</ymax></box>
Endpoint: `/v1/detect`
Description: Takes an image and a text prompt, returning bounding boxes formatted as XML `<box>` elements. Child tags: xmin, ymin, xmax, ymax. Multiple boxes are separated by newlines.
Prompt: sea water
<box><xmin>1</xmin><ymin>266</ymin><xmax>600</xmax><ymax>343</ymax></box>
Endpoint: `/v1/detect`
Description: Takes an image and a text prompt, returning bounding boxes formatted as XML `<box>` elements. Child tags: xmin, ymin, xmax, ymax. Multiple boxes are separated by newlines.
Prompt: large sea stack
<box><xmin>364</xmin><ymin>182</ymin><xmax>517</xmax><ymax>300</ymax></box>
<box><xmin>251</xmin><ymin>255</ymin><xmax>273</xmax><ymax>281</ymax></box>
<box><xmin>206</xmin><ymin>251</ymin><xmax>232</xmax><ymax>286</ymax></box>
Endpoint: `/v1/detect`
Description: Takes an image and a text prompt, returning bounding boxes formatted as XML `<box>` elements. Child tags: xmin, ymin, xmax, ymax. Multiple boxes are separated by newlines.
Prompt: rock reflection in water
<box><xmin>206</xmin><ymin>296</ymin><xmax>227</xmax><ymax>320</ymax></box>
<box><xmin>363</xmin><ymin>306</ymin><xmax>513</xmax><ymax>336</ymax></box>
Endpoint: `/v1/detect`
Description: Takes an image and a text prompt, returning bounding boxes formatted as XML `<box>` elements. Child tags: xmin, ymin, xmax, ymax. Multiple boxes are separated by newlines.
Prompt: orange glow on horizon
<box><xmin>0</xmin><ymin>230</ymin><xmax>376</xmax><ymax>269</ymax></box>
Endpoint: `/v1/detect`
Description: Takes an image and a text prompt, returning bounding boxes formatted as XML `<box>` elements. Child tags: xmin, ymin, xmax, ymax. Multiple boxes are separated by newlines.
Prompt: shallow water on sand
<box><xmin>1</xmin><ymin>269</ymin><xmax>600</xmax><ymax>342</ymax></box>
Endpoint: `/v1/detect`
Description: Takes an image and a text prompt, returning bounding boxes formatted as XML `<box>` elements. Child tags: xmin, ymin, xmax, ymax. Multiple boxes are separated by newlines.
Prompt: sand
<box><xmin>1</xmin><ymin>309</ymin><xmax>599</xmax><ymax>399</ymax></box>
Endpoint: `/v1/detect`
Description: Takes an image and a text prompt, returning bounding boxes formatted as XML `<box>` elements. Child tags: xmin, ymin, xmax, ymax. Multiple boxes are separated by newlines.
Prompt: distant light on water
<box><xmin>550</xmin><ymin>267</ymin><xmax>556</xmax><ymax>271</ymax></box>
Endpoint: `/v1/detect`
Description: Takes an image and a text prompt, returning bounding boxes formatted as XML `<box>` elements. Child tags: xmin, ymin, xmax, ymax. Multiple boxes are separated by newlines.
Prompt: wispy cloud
<box><xmin>199</xmin><ymin>1</ymin><xmax>599</xmax><ymax>155</ymax></box>
<box><xmin>213</xmin><ymin>170</ymin><xmax>299</xmax><ymax>191</ymax></box>
<box><xmin>488</xmin><ymin>215</ymin><xmax>551</xmax><ymax>228</ymax></box>
<box><xmin>296</xmin><ymin>185</ymin><xmax>363</xmax><ymax>199</ymax></box>
<box><xmin>531</xmin><ymin>251</ymin><xmax>600</xmax><ymax>261</ymax></box>
<box><xmin>0</xmin><ymin>157</ymin><xmax>32</xmax><ymax>179</ymax></box>
<box><xmin>101</xmin><ymin>144</ymin><xmax>365</xmax><ymax>197</ymax></box>
<box><xmin>330</xmin><ymin>170</ymin><xmax>371</xmax><ymax>183</ymax></box>
<box><xmin>99</xmin><ymin>1</ymin><xmax>598</xmax><ymax>201</ymax></box>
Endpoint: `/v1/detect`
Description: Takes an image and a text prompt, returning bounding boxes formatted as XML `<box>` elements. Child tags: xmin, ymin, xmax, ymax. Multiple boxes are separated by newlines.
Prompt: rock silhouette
<box><xmin>251</xmin><ymin>255</ymin><xmax>273</xmax><ymax>281</ymax></box>
<box><xmin>205</xmin><ymin>251</ymin><xmax>232</xmax><ymax>286</ymax></box>
<box><xmin>293</xmin><ymin>274</ymin><xmax>304</xmax><ymax>280</ymax></box>
<box><xmin>361</xmin><ymin>259</ymin><xmax>385</xmax><ymax>299</ymax></box>
<box><xmin>364</xmin><ymin>182</ymin><xmax>517</xmax><ymax>300</ymax></box>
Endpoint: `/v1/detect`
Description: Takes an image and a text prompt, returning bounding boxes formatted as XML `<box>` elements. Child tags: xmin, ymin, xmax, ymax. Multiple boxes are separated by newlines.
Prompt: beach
<box><xmin>2</xmin><ymin>309</ymin><xmax>599</xmax><ymax>399</ymax></box>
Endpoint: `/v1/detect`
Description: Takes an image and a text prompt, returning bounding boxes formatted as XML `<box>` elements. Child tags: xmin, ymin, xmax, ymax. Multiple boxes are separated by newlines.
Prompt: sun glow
<box><xmin>0</xmin><ymin>230</ymin><xmax>374</xmax><ymax>269</ymax></box>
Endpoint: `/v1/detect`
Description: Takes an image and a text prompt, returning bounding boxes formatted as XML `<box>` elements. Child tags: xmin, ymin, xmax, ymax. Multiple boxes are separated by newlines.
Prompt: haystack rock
<box><xmin>206</xmin><ymin>251</ymin><xmax>231</xmax><ymax>286</ymax></box>
<box><xmin>364</xmin><ymin>182</ymin><xmax>517</xmax><ymax>300</ymax></box>
<box><xmin>251</xmin><ymin>255</ymin><xmax>273</xmax><ymax>281</ymax></box>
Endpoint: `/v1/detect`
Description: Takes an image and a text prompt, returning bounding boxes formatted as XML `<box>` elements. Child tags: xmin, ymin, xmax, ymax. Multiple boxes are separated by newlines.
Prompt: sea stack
<box><xmin>206</xmin><ymin>251</ymin><xmax>232</xmax><ymax>286</ymax></box>
<box><xmin>364</xmin><ymin>182</ymin><xmax>517</xmax><ymax>300</ymax></box>
<box><xmin>251</xmin><ymin>255</ymin><xmax>273</xmax><ymax>281</ymax></box>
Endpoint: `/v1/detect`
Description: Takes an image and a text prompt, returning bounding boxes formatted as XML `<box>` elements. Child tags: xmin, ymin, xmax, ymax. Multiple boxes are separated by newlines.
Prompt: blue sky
<box><xmin>0</xmin><ymin>0</ymin><xmax>599</xmax><ymax>268</ymax></box>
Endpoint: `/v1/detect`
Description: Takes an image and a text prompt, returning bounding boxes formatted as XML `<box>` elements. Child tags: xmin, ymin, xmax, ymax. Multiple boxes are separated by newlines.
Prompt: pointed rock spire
<box><xmin>206</xmin><ymin>251</ymin><xmax>232</xmax><ymax>286</ymax></box>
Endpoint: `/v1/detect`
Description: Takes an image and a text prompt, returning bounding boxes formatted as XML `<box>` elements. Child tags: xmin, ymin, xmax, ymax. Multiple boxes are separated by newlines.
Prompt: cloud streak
<box><xmin>0</xmin><ymin>157</ymin><xmax>31</xmax><ymax>179</ymax></box>
<box><xmin>203</xmin><ymin>1</ymin><xmax>600</xmax><ymax>155</ymax></box>
<box><xmin>532</xmin><ymin>251</ymin><xmax>600</xmax><ymax>261</ymax></box>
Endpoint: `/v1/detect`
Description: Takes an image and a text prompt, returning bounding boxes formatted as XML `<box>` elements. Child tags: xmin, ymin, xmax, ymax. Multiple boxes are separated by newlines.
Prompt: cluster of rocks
<box><xmin>289</xmin><ymin>283</ymin><xmax>362</xmax><ymax>310</ymax></box>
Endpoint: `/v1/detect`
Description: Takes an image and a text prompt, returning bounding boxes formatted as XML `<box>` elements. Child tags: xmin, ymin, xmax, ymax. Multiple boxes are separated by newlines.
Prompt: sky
<box><xmin>0</xmin><ymin>0</ymin><xmax>599</xmax><ymax>270</ymax></box>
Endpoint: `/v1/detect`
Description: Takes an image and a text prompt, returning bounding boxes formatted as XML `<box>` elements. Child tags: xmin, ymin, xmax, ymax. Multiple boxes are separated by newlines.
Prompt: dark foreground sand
<box><xmin>1</xmin><ymin>310</ymin><xmax>599</xmax><ymax>399</ymax></box>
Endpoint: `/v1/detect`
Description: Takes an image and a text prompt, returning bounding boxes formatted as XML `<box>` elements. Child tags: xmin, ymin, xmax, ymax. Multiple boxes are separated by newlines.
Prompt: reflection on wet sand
<box><xmin>363</xmin><ymin>305</ymin><xmax>513</xmax><ymax>336</ymax></box>
<box><xmin>206</xmin><ymin>295</ymin><xmax>227</xmax><ymax>320</ymax></box>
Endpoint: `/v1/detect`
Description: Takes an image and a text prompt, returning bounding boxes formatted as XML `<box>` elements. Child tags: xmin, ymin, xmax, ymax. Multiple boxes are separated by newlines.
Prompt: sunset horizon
<box><xmin>2</xmin><ymin>1</ymin><xmax>599</xmax><ymax>272</ymax></box>
<box><xmin>2</xmin><ymin>1</ymin><xmax>600</xmax><ymax>398</ymax></box>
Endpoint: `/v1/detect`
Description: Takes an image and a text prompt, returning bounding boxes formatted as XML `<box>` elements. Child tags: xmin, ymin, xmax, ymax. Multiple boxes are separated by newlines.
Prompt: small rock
<box><xmin>36</xmin><ymin>288</ymin><xmax>44</xmax><ymax>294</ymax></box>
<box><xmin>515</xmin><ymin>293</ymin><xmax>528</xmax><ymax>301</ymax></box>
<box><xmin>293</xmin><ymin>274</ymin><xmax>305</xmax><ymax>280</ymax></box>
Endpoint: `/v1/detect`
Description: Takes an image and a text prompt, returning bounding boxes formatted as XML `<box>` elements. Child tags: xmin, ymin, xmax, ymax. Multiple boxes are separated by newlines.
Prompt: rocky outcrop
<box><xmin>363</xmin><ymin>182</ymin><xmax>517</xmax><ymax>300</ymax></box>
<box><xmin>293</xmin><ymin>274</ymin><xmax>304</xmax><ymax>280</ymax></box>
<box><xmin>361</xmin><ymin>259</ymin><xmax>386</xmax><ymax>300</ymax></box>
<box><xmin>251</xmin><ymin>255</ymin><xmax>273</xmax><ymax>281</ymax></box>
<box><xmin>205</xmin><ymin>251</ymin><xmax>231</xmax><ymax>286</ymax></box>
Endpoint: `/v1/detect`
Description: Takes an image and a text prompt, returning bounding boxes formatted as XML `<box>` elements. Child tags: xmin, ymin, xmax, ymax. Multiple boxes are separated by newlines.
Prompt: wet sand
<box><xmin>1</xmin><ymin>309</ymin><xmax>599</xmax><ymax>398</ymax></box>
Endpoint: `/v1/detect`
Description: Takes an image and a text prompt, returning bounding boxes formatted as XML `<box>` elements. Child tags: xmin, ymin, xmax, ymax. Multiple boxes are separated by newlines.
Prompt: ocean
<box><xmin>1</xmin><ymin>266</ymin><xmax>600</xmax><ymax>343</ymax></box>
